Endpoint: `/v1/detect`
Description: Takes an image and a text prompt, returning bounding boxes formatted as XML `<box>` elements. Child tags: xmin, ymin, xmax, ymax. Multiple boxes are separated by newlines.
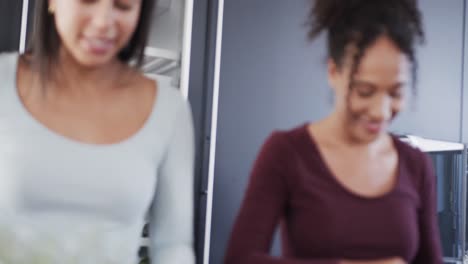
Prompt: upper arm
<box><xmin>224</xmin><ymin>132</ymin><xmax>291</xmax><ymax>263</ymax></box>
<box><xmin>149</xmin><ymin>97</ymin><xmax>195</xmax><ymax>263</ymax></box>
<box><xmin>413</xmin><ymin>152</ymin><xmax>443</xmax><ymax>263</ymax></box>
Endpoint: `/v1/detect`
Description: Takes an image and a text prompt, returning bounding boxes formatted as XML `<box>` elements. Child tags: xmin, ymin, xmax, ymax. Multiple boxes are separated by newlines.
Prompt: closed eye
<box><xmin>115</xmin><ymin>0</ymin><xmax>133</xmax><ymax>10</ymax></box>
<box><xmin>351</xmin><ymin>81</ymin><xmax>376</xmax><ymax>98</ymax></box>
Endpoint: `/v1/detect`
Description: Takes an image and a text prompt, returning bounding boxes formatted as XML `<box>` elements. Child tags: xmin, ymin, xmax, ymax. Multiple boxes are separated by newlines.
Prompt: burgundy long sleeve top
<box><xmin>224</xmin><ymin>124</ymin><xmax>443</xmax><ymax>264</ymax></box>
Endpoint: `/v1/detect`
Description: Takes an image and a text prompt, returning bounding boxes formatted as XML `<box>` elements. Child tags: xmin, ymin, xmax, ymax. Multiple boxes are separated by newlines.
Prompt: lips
<box><xmin>82</xmin><ymin>37</ymin><xmax>115</xmax><ymax>55</ymax></box>
<box><xmin>363</xmin><ymin>121</ymin><xmax>387</xmax><ymax>134</ymax></box>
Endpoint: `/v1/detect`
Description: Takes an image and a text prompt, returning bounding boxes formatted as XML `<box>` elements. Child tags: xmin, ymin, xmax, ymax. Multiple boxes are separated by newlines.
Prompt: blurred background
<box><xmin>2</xmin><ymin>0</ymin><xmax>468</xmax><ymax>263</ymax></box>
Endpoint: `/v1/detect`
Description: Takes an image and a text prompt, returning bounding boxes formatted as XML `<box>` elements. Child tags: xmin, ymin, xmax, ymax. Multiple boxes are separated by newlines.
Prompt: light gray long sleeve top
<box><xmin>0</xmin><ymin>52</ymin><xmax>195</xmax><ymax>264</ymax></box>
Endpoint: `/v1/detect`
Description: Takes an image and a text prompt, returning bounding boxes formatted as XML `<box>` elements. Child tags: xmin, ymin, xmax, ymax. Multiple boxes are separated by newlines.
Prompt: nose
<box><xmin>368</xmin><ymin>94</ymin><xmax>392</xmax><ymax>122</ymax></box>
<box><xmin>91</xmin><ymin>1</ymin><xmax>116</xmax><ymax>33</ymax></box>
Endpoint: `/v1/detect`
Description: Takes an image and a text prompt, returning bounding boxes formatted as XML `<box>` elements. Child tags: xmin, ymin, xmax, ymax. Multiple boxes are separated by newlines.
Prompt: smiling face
<box><xmin>50</xmin><ymin>0</ymin><xmax>143</xmax><ymax>67</ymax></box>
<box><xmin>328</xmin><ymin>35</ymin><xmax>411</xmax><ymax>143</ymax></box>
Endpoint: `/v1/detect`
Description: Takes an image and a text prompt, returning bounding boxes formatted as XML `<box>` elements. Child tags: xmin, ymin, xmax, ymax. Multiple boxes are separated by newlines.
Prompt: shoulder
<box><xmin>257</xmin><ymin>123</ymin><xmax>308</xmax><ymax>162</ymax></box>
<box><xmin>138</xmin><ymin>71</ymin><xmax>187</xmax><ymax>106</ymax></box>
<box><xmin>265</xmin><ymin>123</ymin><xmax>303</xmax><ymax>143</ymax></box>
<box><xmin>393</xmin><ymin>135</ymin><xmax>430</xmax><ymax>168</ymax></box>
<box><xmin>0</xmin><ymin>52</ymin><xmax>19</xmax><ymax>79</ymax></box>
<box><xmin>392</xmin><ymin>135</ymin><xmax>434</xmax><ymax>190</ymax></box>
<box><xmin>140</xmin><ymin>75</ymin><xmax>193</xmax><ymax>137</ymax></box>
<box><xmin>0</xmin><ymin>52</ymin><xmax>18</xmax><ymax>65</ymax></box>
<box><xmin>155</xmin><ymin>81</ymin><xmax>192</xmax><ymax>125</ymax></box>
<box><xmin>249</xmin><ymin>125</ymin><xmax>309</xmax><ymax>191</ymax></box>
<box><xmin>127</xmin><ymin>68</ymin><xmax>191</xmax><ymax>119</ymax></box>
<box><xmin>0</xmin><ymin>52</ymin><xmax>22</xmax><ymax>100</ymax></box>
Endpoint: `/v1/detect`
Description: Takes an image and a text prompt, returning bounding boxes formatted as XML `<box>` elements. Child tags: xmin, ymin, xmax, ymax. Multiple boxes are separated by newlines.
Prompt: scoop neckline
<box><xmin>300</xmin><ymin>123</ymin><xmax>403</xmax><ymax>201</ymax></box>
<box><xmin>11</xmin><ymin>53</ymin><xmax>161</xmax><ymax>149</ymax></box>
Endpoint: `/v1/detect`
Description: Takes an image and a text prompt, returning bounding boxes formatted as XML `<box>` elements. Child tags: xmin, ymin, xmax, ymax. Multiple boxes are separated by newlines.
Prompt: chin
<box><xmin>79</xmin><ymin>58</ymin><xmax>112</xmax><ymax>68</ymax></box>
<box><xmin>70</xmin><ymin>49</ymin><xmax>119</xmax><ymax>68</ymax></box>
<box><xmin>357</xmin><ymin>131</ymin><xmax>386</xmax><ymax>144</ymax></box>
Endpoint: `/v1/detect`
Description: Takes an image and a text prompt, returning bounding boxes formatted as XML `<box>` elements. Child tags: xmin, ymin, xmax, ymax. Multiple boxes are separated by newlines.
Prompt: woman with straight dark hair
<box><xmin>0</xmin><ymin>0</ymin><xmax>195</xmax><ymax>263</ymax></box>
<box><xmin>225</xmin><ymin>0</ymin><xmax>443</xmax><ymax>263</ymax></box>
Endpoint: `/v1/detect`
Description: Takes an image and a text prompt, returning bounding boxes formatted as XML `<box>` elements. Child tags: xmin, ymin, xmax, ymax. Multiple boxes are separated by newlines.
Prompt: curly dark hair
<box><xmin>307</xmin><ymin>0</ymin><xmax>425</xmax><ymax>95</ymax></box>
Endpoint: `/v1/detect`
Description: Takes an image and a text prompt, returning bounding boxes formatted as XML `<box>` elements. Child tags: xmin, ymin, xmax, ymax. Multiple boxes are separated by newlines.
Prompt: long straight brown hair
<box><xmin>27</xmin><ymin>0</ymin><xmax>157</xmax><ymax>82</ymax></box>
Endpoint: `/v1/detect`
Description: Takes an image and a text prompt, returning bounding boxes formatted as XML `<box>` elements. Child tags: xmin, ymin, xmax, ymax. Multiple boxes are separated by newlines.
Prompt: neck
<box><xmin>49</xmin><ymin>48</ymin><xmax>129</xmax><ymax>97</ymax></box>
<box><xmin>323</xmin><ymin>111</ymin><xmax>388</xmax><ymax>152</ymax></box>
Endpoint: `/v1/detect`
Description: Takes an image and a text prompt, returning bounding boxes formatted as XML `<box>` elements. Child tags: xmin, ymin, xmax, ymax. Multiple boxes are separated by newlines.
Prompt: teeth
<box><xmin>88</xmin><ymin>38</ymin><xmax>111</xmax><ymax>49</ymax></box>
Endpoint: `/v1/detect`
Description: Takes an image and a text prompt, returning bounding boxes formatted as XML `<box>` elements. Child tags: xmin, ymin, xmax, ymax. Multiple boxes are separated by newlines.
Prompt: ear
<box><xmin>48</xmin><ymin>0</ymin><xmax>56</xmax><ymax>11</ymax></box>
<box><xmin>327</xmin><ymin>58</ymin><xmax>340</xmax><ymax>91</ymax></box>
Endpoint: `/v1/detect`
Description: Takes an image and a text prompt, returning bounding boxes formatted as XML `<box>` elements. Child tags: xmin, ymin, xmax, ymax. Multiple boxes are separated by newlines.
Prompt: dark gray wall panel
<box><xmin>0</xmin><ymin>0</ymin><xmax>23</xmax><ymax>52</ymax></box>
<box><xmin>209</xmin><ymin>1</ymin><xmax>329</xmax><ymax>263</ymax></box>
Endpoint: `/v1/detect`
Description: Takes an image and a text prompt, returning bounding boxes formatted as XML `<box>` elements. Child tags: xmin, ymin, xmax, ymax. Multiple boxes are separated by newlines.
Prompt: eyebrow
<box><xmin>117</xmin><ymin>0</ymin><xmax>139</xmax><ymax>4</ymax></box>
<box><xmin>352</xmin><ymin>80</ymin><xmax>405</xmax><ymax>90</ymax></box>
